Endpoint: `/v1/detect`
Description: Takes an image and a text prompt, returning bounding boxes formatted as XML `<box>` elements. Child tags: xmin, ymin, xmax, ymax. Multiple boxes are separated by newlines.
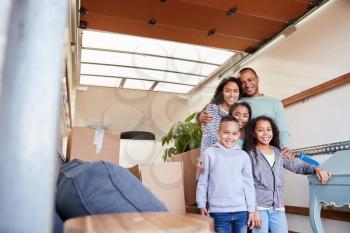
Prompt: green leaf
<box><xmin>161</xmin><ymin>112</ymin><xmax>202</xmax><ymax>161</ymax></box>
<box><xmin>184</xmin><ymin>112</ymin><xmax>196</xmax><ymax>122</ymax></box>
<box><xmin>162</xmin><ymin>148</ymin><xmax>169</xmax><ymax>161</ymax></box>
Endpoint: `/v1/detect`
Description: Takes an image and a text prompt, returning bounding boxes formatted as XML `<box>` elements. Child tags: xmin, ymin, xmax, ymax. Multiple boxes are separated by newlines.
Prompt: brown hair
<box><xmin>243</xmin><ymin>116</ymin><xmax>280</xmax><ymax>152</ymax></box>
<box><xmin>211</xmin><ymin>77</ymin><xmax>243</xmax><ymax>105</ymax></box>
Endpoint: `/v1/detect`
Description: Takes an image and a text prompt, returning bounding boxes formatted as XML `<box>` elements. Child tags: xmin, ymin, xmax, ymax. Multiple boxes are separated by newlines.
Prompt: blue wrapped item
<box><xmin>56</xmin><ymin>159</ymin><xmax>167</xmax><ymax>220</ymax></box>
<box><xmin>300</xmin><ymin>153</ymin><xmax>320</xmax><ymax>167</ymax></box>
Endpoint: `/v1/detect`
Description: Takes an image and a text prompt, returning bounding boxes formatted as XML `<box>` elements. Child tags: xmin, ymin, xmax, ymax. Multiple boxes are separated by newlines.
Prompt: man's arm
<box><xmin>274</xmin><ymin>99</ymin><xmax>291</xmax><ymax>148</ymax></box>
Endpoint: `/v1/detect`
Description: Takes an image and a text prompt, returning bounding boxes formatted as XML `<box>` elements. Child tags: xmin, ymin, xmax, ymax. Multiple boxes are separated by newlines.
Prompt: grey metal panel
<box><xmin>0</xmin><ymin>0</ymin><xmax>12</xmax><ymax>91</ymax></box>
<box><xmin>0</xmin><ymin>0</ymin><xmax>69</xmax><ymax>233</ymax></box>
<box><xmin>292</xmin><ymin>140</ymin><xmax>350</xmax><ymax>157</ymax></box>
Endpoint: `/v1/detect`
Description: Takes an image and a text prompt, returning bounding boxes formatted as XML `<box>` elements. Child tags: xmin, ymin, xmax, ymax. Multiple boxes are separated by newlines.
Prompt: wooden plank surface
<box><xmin>283</xmin><ymin>73</ymin><xmax>350</xmax><ymax>107</ymax></box>
<box><xmin>285</xmin><ymin>205</ymin><xmax>350</xmax><ymax>222</ymax></box>
<box><xmin>64</xmin><ymin>212</ymin><xmax>214</xmax><ymax>233</ymax></box>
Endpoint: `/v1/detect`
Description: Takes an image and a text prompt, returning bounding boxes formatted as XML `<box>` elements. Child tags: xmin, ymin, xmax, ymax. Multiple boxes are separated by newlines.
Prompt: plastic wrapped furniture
<box><xmin>308</xmin><ymin>151</ymin><xmax>350</xmax><ymax>233</ymax></box>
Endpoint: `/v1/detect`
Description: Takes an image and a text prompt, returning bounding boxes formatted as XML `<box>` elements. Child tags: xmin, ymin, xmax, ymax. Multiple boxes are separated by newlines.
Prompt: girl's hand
<box><xmin>247</xmin><ymin>212</ymin><xmax>255</xmax><ymax>230</ymax></box>
<box><xmin>199</xmin><ymin>110</ymin><xmax>213</xmax><ymax>125</ymax></box>
<box><xmin>253</xmin><ymin>212</ymin><xmax>262</xmax><ymax>229</ymax></box>
<box><xmin>281</xmin><ymin>147</ymin><xmax>293</xmax><ymax>159</ymax></box>
<box><xmin>315</xmin><ymin>168</ymin><xmax>331</xmax><ymax>184</ymax></box>
<box><xmin>200</xmin><ymin>208</ymin><xmax>209</xmax><ymax>216</ymax></box>
<box><xmin>197</xmin><ymin>158</ymin><xmax>205</xmax><ymax>174</ymax></box>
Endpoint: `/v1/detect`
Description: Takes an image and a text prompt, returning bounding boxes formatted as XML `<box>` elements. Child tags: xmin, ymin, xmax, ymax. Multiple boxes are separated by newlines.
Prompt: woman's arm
<box><xmin>196</xmin><ymin>104</ymin><xmax>212</xmax><ymax>125</ymax></box>
<box><xmin>273</xmin><ymin>99</ymin><xmax>291</xmax><ymax>149</ymax></box>
<box><xmin>199</xmin><ymin>104</ymin><xmax>219</xmax><ymax>158</ymax></box>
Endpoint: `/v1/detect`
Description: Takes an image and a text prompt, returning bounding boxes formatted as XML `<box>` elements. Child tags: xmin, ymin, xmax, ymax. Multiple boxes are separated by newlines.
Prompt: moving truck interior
<box><xmin>0</xmin><ymin>0</ymin><xmax>349</xmax><ymax>232</ymax></box>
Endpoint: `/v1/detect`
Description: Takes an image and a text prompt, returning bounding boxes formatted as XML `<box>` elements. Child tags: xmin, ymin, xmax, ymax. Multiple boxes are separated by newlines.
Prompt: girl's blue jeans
<box><xmin>210</xmin><ymin>211</ymin><xmax>248</xmax><ymax>233</ymax></box>
<box><xmin>252</xmin><ymin>209</ymin><xmax>288</xmax><ymax>233</ymax></box>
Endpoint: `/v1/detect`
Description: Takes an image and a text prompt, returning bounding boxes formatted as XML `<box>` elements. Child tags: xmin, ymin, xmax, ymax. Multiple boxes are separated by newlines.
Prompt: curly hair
<box><xmin>243</xmin><ymin>116</ymin><xmax>280</xmax><ymax>152</ymax></box>
<box><xmin>211</xmin><ymin>77</ymin><xmax>243</xmax><ymax>105</ymax></box>
<box><xmin>228</xmin><ymin>102</ymin><xmax>252</xmax><ymax>121</ymax></box>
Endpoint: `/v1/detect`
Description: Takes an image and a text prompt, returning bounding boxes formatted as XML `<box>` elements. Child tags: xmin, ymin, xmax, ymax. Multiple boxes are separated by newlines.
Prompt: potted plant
<box><xmin>161</xmin><ymin>112</ymin><xmax>202</xmax><ymax>161</ymax></box>
<box><xmin>161</xmin><ymin>112</ymin><xmax>202</xmax><ymax>206</ymax></box>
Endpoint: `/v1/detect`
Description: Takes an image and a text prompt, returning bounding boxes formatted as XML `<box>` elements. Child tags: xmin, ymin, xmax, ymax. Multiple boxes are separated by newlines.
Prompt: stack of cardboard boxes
<box><xmin>169</xmin><ymin>148</ymin><xmax>200</xmax><ymax>214</ymax></box>
<box><xmin>129</xmin><ymin>162</ymin><xmax>186</xmax><ymax>213</ymax></box>
<box><xmin>67</xmin><ymin>127</ymin><xmax>193</xmax><ymax>214</ymax></box>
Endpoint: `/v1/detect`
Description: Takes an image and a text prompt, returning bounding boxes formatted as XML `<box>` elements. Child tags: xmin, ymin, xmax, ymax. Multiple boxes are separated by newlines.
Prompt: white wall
<box><xmin>286</xmin><ymin>83</ymin><xmax>350</xmax><ymax>148</ymax></box>
<box><xmin>74</xmin><ymin>86</ymin><xmax>190</xmax><ymax>141</ymax></box>
<box><xmin>188</xmin><ymin>81</ymin><xmax>216</xmax><ymax>113</ymax></box>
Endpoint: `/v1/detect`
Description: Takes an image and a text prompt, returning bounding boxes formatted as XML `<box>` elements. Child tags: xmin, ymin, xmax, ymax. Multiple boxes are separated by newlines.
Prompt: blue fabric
<box><xmin>56</xmin><ymin>159</ymin><xmax>167</xmax><ymax>220</ymax></box>
<box><xmin>240</xmin><ymin>96</ymin><xmax>291</xmax><ymax>148</ymax></box>
<box><xmin>53</xmin><ymin>211</ymin><xmax>63</xmax><ymax>233</ymax></box>
<box><xmin>236</xmin><ymin>138</ymin><xmax>244</xmax><ymax>149</ymax></box>
<box><xmin>252</xmin><ymin>210</ymin><xmax>288</xmax><ymax>233</ymax></box>
<box><xmin>210</xmin><ymin>211</ymin><xmax>248</xmax><ymax>233</ymax></box>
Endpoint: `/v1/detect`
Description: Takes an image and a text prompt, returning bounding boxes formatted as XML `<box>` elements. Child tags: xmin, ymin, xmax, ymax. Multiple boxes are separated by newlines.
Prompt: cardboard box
<box><xmin>186</xmin><ymin>205</ymin><xmax>200</xmax><ymax>214</ymax></box>
<box><xmin>129</xmin><ymin>162</ymin><xmax>186</xmax><ymax>213</ymax></box>
<box><xmin>169</xmin><ymin>148</ymin><xmax>200</xmax><ymax>206</ymax></box>
<box><xmin>67</xmin><ymin>127</ymin><xmax>120</xmax><ymax>163</ymax></box>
